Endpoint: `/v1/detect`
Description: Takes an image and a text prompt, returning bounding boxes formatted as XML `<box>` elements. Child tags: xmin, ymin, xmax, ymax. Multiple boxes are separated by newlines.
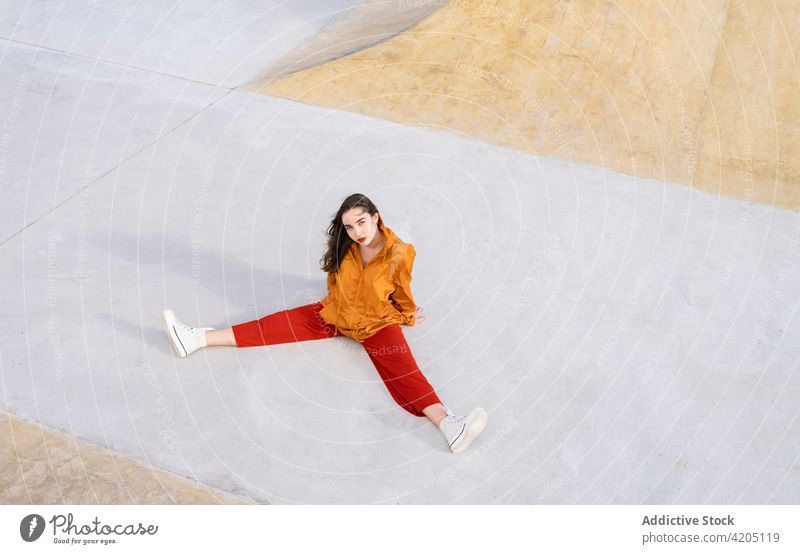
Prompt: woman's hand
<box><xmin>414</xmin><ymin>306</ymin><xmax>426</xmax><ymax>323</ymax></box>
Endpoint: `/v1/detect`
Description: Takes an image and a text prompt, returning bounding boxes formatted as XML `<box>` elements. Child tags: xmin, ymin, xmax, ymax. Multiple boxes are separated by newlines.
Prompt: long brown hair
<box><xmin>320</xmin><ymin>193</ymin><xmax>379</xmax><ymax>273</ymax></box>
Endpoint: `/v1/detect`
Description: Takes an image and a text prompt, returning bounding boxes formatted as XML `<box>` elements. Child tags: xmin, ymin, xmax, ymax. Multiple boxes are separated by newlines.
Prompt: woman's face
<box><xmin>342</xmin><ymin>208</ymin><xmax>380</xmax><ymax>247</ymax></box>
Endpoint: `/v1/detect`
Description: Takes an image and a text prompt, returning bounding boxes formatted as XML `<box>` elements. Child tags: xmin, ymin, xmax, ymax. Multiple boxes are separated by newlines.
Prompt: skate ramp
<box><xmin>259</xmin><ymin>0</ymin><xmax>800</xmax><ymax>211</ymax></box>
<box><xmin>1</xmin><ymin>2</ymin><xmax>799</xmax><ymax>506</ymax></box>
<box><xmin>242</xmin><ymin>0</ymin><xmax>445</xmax><ymax>84</ymax></box>
<box><xmin>0</xmin><ymin>0</ymin><xmax>442</xmax><ymax>88</ymax></box>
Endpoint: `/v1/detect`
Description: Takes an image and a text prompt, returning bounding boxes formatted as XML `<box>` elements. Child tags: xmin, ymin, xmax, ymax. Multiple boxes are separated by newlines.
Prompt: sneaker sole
<box><xmin>161</xmin><ymin>309</ymin><xmax>187</xmax><ymax>358</ymax></box>
<box><xmin>450</xmin><ymin>407</ymin><xmax>488</xmax><ymax>454</ymax></box>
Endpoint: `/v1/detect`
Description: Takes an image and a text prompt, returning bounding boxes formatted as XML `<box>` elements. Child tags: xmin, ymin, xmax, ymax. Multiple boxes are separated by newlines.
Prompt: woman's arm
<box><xmin>389</xmin><ymin>245</ymin><xmax>417</xmax><ymax>326</ymax></box>
<box><xmin>326</xmin><ymin>271</ymin><xmax>336</xmax><ymax>295</ymax></box>
<box><xmin>319</xmin><ymin>270</ymin><xmax>337</xmax><ymax>306</ymax></box>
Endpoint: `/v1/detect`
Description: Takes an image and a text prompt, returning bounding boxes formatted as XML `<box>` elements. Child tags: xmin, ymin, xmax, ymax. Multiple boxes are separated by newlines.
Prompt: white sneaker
<box><xmin>438</xmin><ymin>406</ymin><xmax>488</xmax><ymax>454</ymax></box>
<box><xmin>161</xmin><ymin>309</ymin><xmax>215</xmax><ymax>358</ymax></box>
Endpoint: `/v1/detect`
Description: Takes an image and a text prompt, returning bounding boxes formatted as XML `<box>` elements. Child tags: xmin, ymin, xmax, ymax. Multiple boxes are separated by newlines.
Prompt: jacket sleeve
<box><xmin>327</xmin><ymin>271</ymin><xmax>337</xmax><ymax>295</ymax></box>
<box><xmin>321</xmin><ymin>271</ymin><xmax>337</xmax><ymax>305</ymax></box>
<box><xmin>389</xmin><ymin>245</ymin><xmax>417</xmax><ymax>326</ymax></box>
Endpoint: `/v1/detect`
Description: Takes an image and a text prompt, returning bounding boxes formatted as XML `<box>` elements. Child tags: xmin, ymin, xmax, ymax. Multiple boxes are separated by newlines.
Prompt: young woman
<box><xmin>162</xmin><ymin>193</ymin><xmax>487</xmax><ymax>454</ymax></box>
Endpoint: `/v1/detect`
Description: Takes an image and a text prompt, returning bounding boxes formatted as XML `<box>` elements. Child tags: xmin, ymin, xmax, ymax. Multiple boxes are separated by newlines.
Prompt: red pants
<box><xmin>231</xmin><ymin>302</ymin><xmax>442</xmax><ymax>417</ymax></box>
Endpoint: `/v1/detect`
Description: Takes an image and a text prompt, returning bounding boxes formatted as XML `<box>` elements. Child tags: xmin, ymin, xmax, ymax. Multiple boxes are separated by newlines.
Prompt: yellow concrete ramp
<box><xmin>0</xmin><ymin>412</ymin><xmax>252</xmax><ymax>504</ymax></box>
<box><xmin>243</xmin><ymin>0</ymin><xmax>444</xmax><ymax>83</ymax></box>
<box><xmin>252</xmin><ymin>0</ymin><xmax>799</xmax><ymax>211</ymax></box>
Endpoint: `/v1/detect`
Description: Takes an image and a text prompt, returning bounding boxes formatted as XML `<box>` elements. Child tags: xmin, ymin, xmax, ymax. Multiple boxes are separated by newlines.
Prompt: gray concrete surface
<box><xmin>0</xmin><ymin>0</ymin><xmax>359</xmax><ymax>87</ymax></box>
<box><xmin>1</xmin><ymin>4</ymin><xmax>799</xmax><ymax>504</ymax></box>
<box><xmin>0</xmin><ymin>0</ymin><xmax>441</xmax><ymax>88</ymax></box>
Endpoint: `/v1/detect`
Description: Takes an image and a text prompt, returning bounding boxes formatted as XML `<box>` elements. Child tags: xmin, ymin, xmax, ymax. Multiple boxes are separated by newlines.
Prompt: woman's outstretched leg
<box><xmin>163</xmin><ymin>302</ymin><xmax>339</xmax><ymax>357</ymax></box>
<box><xmin>206</xmin><ymin>328</ymin><xmax>236</xmax><ymax>346</ymax></box>
<box><xmin>231</xmin><ymin>302</ymin><xmax>340</xmax><ymax>347</ymax></box>
<box><xmin>361</xmin><ymin>324</ymin><xmax>488</xmax><ymax>454</ymax></box>
<box><xmin>422</xmin><ymin>403</ymin><xmax>448</xmax><ymax>426</ymax></box>
<box><xmin>361</xmin><ymin>324</ymin><xmax>443</xmax><ymax>417</ymax></box>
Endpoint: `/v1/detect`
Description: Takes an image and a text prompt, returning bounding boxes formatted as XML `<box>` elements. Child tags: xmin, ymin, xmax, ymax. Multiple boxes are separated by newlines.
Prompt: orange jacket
<box><xmin>319</xmin><ymin>214</ymin><xmax>417</xmax><ymax>342</ymax></box>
